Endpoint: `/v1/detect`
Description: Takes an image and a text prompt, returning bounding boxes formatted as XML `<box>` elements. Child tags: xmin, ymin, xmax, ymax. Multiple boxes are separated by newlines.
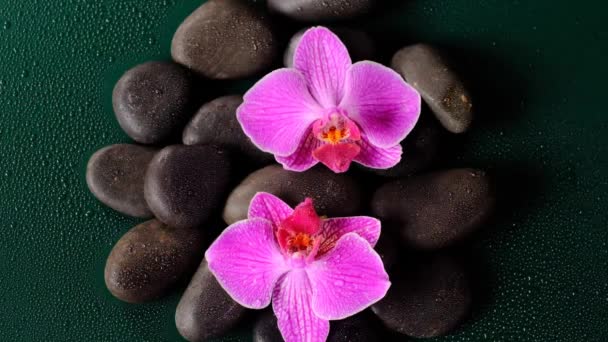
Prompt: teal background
<box><xmin>1</xmin><ymin>0</ymin><xmax>607</xmax><ymax>341</ymax></box>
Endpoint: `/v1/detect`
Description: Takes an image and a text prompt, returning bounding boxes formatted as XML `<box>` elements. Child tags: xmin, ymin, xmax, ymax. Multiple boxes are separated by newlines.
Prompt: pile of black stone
<box><xmin>86</xmin><ymin>1</ymin><xmax>496</xmax><ymax>341</ymax></box>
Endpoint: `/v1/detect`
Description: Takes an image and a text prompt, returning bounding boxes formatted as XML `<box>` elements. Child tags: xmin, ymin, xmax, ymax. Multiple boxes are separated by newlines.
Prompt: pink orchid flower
<box><xmin>205</xmin><ymin>192</ymin><xmax>390</xmax><ymax>342</ymax></box>
<box><xmin>237</xmin><ymin>27</ymin><xmax>421</xmax><ymax>173</ymax></box>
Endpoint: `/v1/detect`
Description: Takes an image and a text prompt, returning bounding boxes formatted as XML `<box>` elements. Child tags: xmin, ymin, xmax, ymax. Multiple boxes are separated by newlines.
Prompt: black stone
<box><xmin>374</xmin><ymin>232</ymin><xmax>399</xmax><ymax>271</ymax></box>
<box><xmin>372</xmin><ymin>112</ymin><xmax>444</xmax><ymax>178</ymax></box>
<box><xmin>113</xmin><ymin>61</ymin><xmax>195</xmax><ymax>144</ymax></box>
<box><xmin>172</xmin><ymin>0</ymin><xmax>277</xmax><ymax>79</ymax></box>
<box><xmin>104</xmin><ymin>219</ymin><xmax>204</xmax><ymax>303</ymax></box>
<box><xmin>372</xmin><ymin>254</ymin><xmax>472</xmax><ymax>338</ymax></box>
<box><xmin>392</xmin><ymin>44</ymin><xmax>473</xmax><ymax>133</ymax></box>
<box><xmin>182</xmin><ymin>95</ymin><xmax>273</xmax><ymax>164</ymax></box>
<box><xmin>284</xmin><ymin>27</ymin><xmax>375</xmax><ymax>67</ymax></box>
<box><xmin>372</xmin><ymin>169</ymin><xmax>495</xmax><ymax>249</ymax></box>
<box><xmin>268</xmin><ymin>0</ymin><xmax>375</xmax><ymax>21</ymax></box>
<box><xmin>86</xmin><ymin>144</ymin><xmax>157</xmax><ymax>218</ymax></box>
<box><xmin>253</xmin><ymin>311</ymin><xmax>283</xmax><ymax>342</ymax></box>
<box><xmin>223</xmin><ymin>165</ymin><xmax>363</xmax><ymax>224</ymax></box>
<box><xmin>176</xmin><ymin>259</ymin><xmax>247</xmax><ymax>342</ymax></box>
<box><xmin>144</xmin><ymin>145</ymin><xmax>232</xmax><ymax>229</ymax></box>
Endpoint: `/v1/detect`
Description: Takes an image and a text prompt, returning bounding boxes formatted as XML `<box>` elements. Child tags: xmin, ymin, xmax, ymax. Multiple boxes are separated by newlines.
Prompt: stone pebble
<box><xmin>113</xmin><ymin>61</ymin><xmax>195</xmax><ymax>144</ymax></box>
<box><xmin>104</xmin><ymin>219</ymin><xmax>204</xmax><ymax>303</ymax></box>
<box><xmin>144</xmin><ymin>145</ymin><xmax>232</xmax><ymax>229</ymax></box>
<box><xmin>392</xmin><ymin>44</ymin><xmax>473</xmax><ymax>133</ymax></box>
<box><xmin>172</xmin><ymin>0</ymin><xmax>277</xmax><ymax>80</ymax></box>
<box><xmin>86</xmin><ymin>144</ymin><xmax>157</xmax><ymax>218</ymax></box>
<box><xmin>223</xmin><ymin>165</ymin><xmax>363</xmax><ymax>225</ymax></box>
<box><xmin>372</xmin><ymin>169</ymin><xmax>495</xmax><ymax>249</ymax></box>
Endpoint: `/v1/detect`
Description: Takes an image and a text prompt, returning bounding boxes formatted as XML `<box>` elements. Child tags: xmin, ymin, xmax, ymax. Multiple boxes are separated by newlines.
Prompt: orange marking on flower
<box><xmin>288</xmin><ymin>233</ymin><xmax>313</xmax><ymax>252</ymax></box>
<box><xmin>321</xmin><ymin>126</ymin><xmax>349</xmax><ymax>144</ymax></box>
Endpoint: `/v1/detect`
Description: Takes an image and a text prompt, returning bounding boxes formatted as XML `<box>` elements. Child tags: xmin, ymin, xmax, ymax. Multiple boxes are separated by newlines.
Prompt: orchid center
<box><xmin>311</xmin><ymin>112</ymin><xmax>362</xmax><ymax>173</ymax></box>
<box><xmin>276</xmin><ymin>198</ymin><xmax>322</xmax><ymax>258</ymax></box>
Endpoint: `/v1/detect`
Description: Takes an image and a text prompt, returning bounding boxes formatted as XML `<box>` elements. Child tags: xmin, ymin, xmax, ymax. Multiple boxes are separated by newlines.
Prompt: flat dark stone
<box><xmin>113</xmin><ymin>61</ymin><xmax>195</xmax><ymax>144</ymax></box>
<box><xmin>372</xmin><ymin>254</ymin><xmax>472</xmax><ymax>338</ymax></box>
<box><xmin>104</xmin><ymin>219</ymin><xmax>204</xmax><ymax>303</ymax></box>
<box><xmin>392</xmin><ymin>44</ymin><xmax>473</xmax><ymax>133</ymax></box>
<box><xmin>372</xmin><ymin>169</ymin><xmax>495</xmax><ymax>249</ymax></box>
<box><xmin>253</xmin><ymin>310</ymin><xmax>283</xmax><ymax>342</ymax></box>
<box><xmin>372</xmin><ymin>111</ymin><xmax>444</xmax><ymax>178</ymax></box>
<box><xmin>268</xmin><ymin>0</ymin><xmax>375</xmax><ymax>21</ymax></box>
<box><xmin>284</xmin><ymin>27</ymin><xmax>375</xmax><ymax>67</ymax></box>
<box><xmin>172</xmin><ymin>0</ymin><xmax>277</xmax><ymax>79</ymax></box>
<box><xmin>144</xmin><ymin>145</ymin><xmax>232</xmax><ymax>229</ymax></box>
<box><xmin>176</xmin><ymin>259</ymin><xmax>247</xmax><ymax>342</ymax></box>
<box><xmin>223</xmin><ymin>165</ymin><xmax>363</xmax><ymax>224</ymax></box>
<box><xmin>182</xmin><ymin>95</ymin><xmax>273</xmax><ymax>164</ymax></box>
<box><xmin>86</xmin><ymin>144</ymin><xmax>157</xmax><ymax>218</ymax></box>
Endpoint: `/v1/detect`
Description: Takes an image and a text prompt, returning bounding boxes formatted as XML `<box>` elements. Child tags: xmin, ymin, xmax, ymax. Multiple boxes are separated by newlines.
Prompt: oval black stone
<box><xmin>104</xmin><ymin>219</ymin><xmax>204</xmax><ymax>303</ymax></box>
<box><xmin>113</xmin><ymin>61</ymin><xmax>195</xmax><ymax>144</ymax></box>
<box><xmin>144</xmin><ymin>145</ymin><xmax>232</xmax><ymax>229</ymax></box>
<box><xmin>86</xmin><ymin>144</ymin><xmax>157</xmax><ymax>218</ymax></box>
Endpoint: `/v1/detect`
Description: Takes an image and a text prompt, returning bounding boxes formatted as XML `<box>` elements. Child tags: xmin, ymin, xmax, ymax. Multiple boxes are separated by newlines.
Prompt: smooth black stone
<box><xmin>328</xmin><ymin>312</ymin><xmax>380</xmax><ymax>342</ymax></box>
<box><xmin>172</xmin><ymin>0</ymin><xmax>277</xmax><ymax>79</ymax></box>
<box><xmin>145</xmin><ymin>145</ymin><xmax>232</xmax><ymax>229</ymax></box>
<box><xmin>392</xmin><ymin>44</ymin><xmax>473</xmax><ymax>133</ymax></box>
<box><xmin>284</xmin><ymin>27</ymin><xmax>375</xmax><ymax>67</ymax></box>
<box><xmin>372</xmin><ymin>169</ymin><xmax>495</xmax><ymax>249</ymax></box>
<box><xmin>374</xmin><ymin>232</ymin><xmax>399</xmax><ymax>271</ymax></box>
<box><xmin>113</xmin><ymin>61</ymin><xmax>195</xmax><ymax>144</ymax></box>
<box><xmin>104</xmin><ymin>219</ymin><xmax>204</xmax><ymax>303</ymax></box>
<box><xmin>223</xmin><ymin>165</ymin><xmax>363</xmax><ymax>224</ymax></box>
<box><xmin>253</xmin><ymin>311</ymin><xmax>283</xmax><ymax>342</ymax></box>
<box><xmin>372</xmin><ymin>254</ymin><xmax>472</xmax><ymax>338</ymax></box>
<box><xmin>268</xmin><ymin>0</ymin><xmax>375</xmax><ymax>21</ymax></box>
<box><xmin>86</xmin><ymin>144</ymin><xmax>157</xmax><ymax>218</ymax></box>
<box><xmin>182</xmin><ymin>95</ymin><xmax>273</xmax><ymax>164</ymax></box>
<box><xmin>372</xmin><ymin>112</ymin><xmax>444</xmax><ymax>178</ymax></box>
<box><xmin>176</xmin><ymin>259</ymin><xmax>247</xmax><ymax>342</ymax></box>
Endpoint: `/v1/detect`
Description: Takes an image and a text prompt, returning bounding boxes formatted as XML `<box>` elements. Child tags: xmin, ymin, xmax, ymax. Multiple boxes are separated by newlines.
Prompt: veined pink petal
<box><xmin>354</xmin><ymin>137</ymin><xmax>403</xmax><ymax>169</ymax></box>
<box><xmin>238</xmin><ymin>68</ymin><xmax>323</xmax><ymax>156</ymax></box>
<box><xmin>318</xmin><ymin>217</ymin><xmax>381</xmax><ymax>256</ymax></box>
<box><xmin>340</xmin><ymin>61</ymin><xmax>421</xmax><ymax>148</ymax></box>
<box><xmin>248</xmin><ymin>192</ymin><xmax>294</xmax><ymax>228</ymax></box>
<box><xmin>276</xmin><ymin>129</ymin><xmax>321</xmax><ymax>172</ymax></box>
<box><xmin>308</xmin><ymin>233</ymin><xmax>391</xmax><ymax>320</ymax></box>
<box><xmin>294</xmin><ymin>27</ymin><xmax>352</xmax><ymax>108</ymax></box>
<box><xmin>205</xmin><ymin>218</ymin><xmax>288</xmax><ymax>309</ymax></box>
<box><xmin>273</xmin><ymin>269</ymin><xmax>329</xmax><ymax>342</ymax></box>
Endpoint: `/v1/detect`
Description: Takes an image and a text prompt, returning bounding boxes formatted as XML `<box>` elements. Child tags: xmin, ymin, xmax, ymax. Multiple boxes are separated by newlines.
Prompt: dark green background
<box><xmin>1</xmin><ymin>0</ymin><xmax>607</xmax><ymax>341</ymax></box>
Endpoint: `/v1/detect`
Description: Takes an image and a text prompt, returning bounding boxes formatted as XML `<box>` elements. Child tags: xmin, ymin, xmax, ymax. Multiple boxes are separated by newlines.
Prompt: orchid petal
<box><xmin>341</xmin><ymin>61</ymin><xmax>421</xmax><ymax>148</ymax></box>
<box><xmin>354</xmin><ymin>137</ymin><xmax>403</xmax><ymax>169</ymax></box>
<box><xmin>248</xmin><ymin>192</ymin><xmax>294</xmax><ymax>228</ymax></box>
<box><xmin>276</xmin><ymin>129</ymin><xmax>321</xmax><ymax>172</ymax></box>
<box><xmin>205</xmin><ymin>218</ymin><xmax>288</xmax><ymax>309</ymax></box>
<box><xmin>294</xmin><ymin>27</ymin><xmax>352</xmax><ymax>108</ymax></box>
<box><xmin>318</xmin><ymin>217</ymin><xmax>381</xmax><ymax>256</ymax></box>
<box><xmin>238</xmin><ymin>68</ymin><xmax>323</xmax><ymax>156</ymax></box>
<box><xmin>273</xmin><ymin>269</ymin><xmax>329</xmax><ymax>342</ymax></box>
<box><xmin>308</xmin><ymin>233</ymin><xmax>391</xmax><ymax>320</ymax></box>
<box><xmin>312</xmin><ymin>142</ymin><xmax>360</xmax><ymax>173</ymax></box>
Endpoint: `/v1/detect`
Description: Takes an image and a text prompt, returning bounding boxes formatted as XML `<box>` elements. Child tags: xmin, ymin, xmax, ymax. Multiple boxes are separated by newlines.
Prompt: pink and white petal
<box><xmin>273</xmin><ymin>269</ymin><xmax>329</xmax><ymax>342</ymax></box>
<box><xmin>340</xmin><ymin>61</ymin><xmax>421</xmax><ymax>148</ymax></box>
<box><xmin>276</xmin><ymin>129</ymin><xmax>321</xmax><ymax>172</ymax></box>
<box><xmin>294</xmin><ymin>27</ymin><xmax>352</xmax><ymax>108</ymax></box>
<box><xmin>205</xmin><ymin>218</ymin><xmax>288</xmax><ymax>309</ymax></box>
<box><xmin>308</xmin><ymin>233</ymin><xmax>391</xmax><ymax>320</ymax></box>
<box><xmin>354</xmin><ymin>138</ymin><xmax>402</xmax><ymax>169</ymax></box>
<box><xmin>238</xmin><ymin>68</ymin><xmax>323</xmax><ymax>156</ymax></box>
<box><xmin>248</xmin><ymin>192</ymin><xmax>294</xmax><ymax>227</ymax></box>
<box><xmin>317</xmin><ymin>217</ymin><xmax>381</xmax><ymax>256</ymax></box>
